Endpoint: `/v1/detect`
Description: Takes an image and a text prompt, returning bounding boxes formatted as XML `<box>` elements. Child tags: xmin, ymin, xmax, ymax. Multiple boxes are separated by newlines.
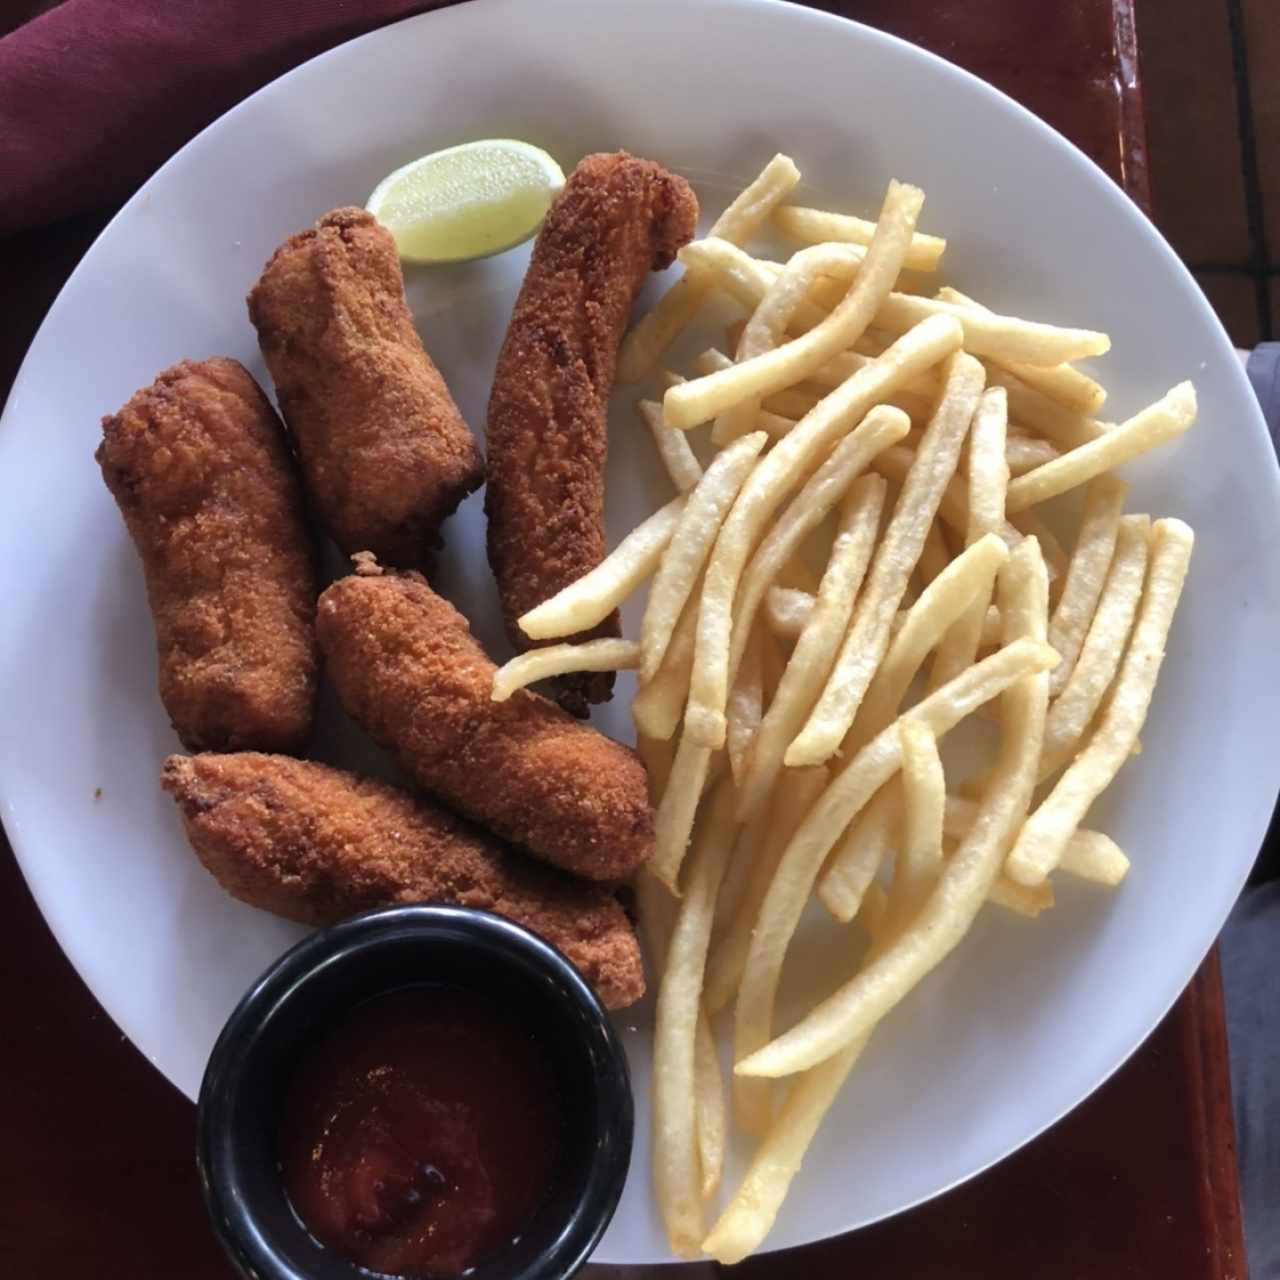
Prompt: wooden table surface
<box><xmin>0</xmin><ymin>2</ymin><xmax>1248</xmax><ymax>1277</ymax></box>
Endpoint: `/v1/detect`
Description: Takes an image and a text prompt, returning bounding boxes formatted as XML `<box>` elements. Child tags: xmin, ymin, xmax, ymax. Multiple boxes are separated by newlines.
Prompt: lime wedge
<box><xmin>367</xmin><ymin>139</ymin><xmax>565</xmax><ymax>264</ymax></box>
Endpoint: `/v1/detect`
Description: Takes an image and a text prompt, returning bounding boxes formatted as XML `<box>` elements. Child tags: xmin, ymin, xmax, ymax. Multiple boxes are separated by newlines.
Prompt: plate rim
<box><xmin>0</xmin><ymin>0</ymin><xmax>1276</xmax><ymax>1262</ymax></box>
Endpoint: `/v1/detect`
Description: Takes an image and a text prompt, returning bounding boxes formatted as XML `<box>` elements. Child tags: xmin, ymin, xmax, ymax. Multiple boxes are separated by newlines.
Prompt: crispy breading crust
<box><xmin>162</xmin><ymin>753</ymin><xmax>644</xmax><ymax>1009</ymax></box>
<box><xmin>248</xmin><ymin>208</ymin><xmax>483</xmax><ymax>565</ymax></box>
<box><xmin>96</xmin><ymin>358</ymin><xmax>318</xmax><ymax>753</ymax></box>
<box><xmin>485</xmin><ymin>153</ymin><xmax>698</xmax><ymax>714</ymax></box>
<box><xmin>315</xmin><ymin>562</ymin><xmax>654</xmax><ymax>882</ymax></box>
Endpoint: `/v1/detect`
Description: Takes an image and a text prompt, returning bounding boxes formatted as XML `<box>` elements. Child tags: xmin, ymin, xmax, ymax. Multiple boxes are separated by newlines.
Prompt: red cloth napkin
<box><xmin>0</xmin><ymin>0</ymin><xmax>452</xmax><ymax>236</ymax></box>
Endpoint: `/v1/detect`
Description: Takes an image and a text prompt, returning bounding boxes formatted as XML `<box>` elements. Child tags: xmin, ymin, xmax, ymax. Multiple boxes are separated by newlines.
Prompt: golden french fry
<box><xmin>738</xmin><ymin>544</ymin><xmax>1052</xmax><ymax>1079</ymax></box>
<box><xmin>942</xmin><ymin>794</ymin><xmax>1129</xmax><ymax>886</ymax></box>
<box><xmin>702</xmin><ymin>739</ymin><xmax>959</xmax><ymax>1265</ymax></box>
<box><xmin>932</xmin><ymin>292</ymin><xmax>1109</xmax><ymax>446</ymax></box>
<box><xmin>652</xmin><ymin>776</ymin><xmax>738</xmax><ymax>1256</ymax></box>
<box><xmin>684</xmin><ymin>241</ymin><xmax>832</xmax><ymax>339</ymax></box>
<box><xmin>682</xmin><ymin>314</ymin><xmax>963</xmax><ymax>753</ymax></box>
<box><xmin>967</xmin><ymin>386</ymin><xmax>1010</xmax><ymax>543</ymax></box>
<box><xmin>726</xmin><ymin>625</ymin><xmax>764</xmax><ymax>784</ymax></box>
<box><xmin>736</xmin><ymin>476</ymin><xmax>886</xmax><ymax>821</ymax></box>
<box><xmin>849</xmin><ymin>533</ymin><xmax>1008</xmax><ymax>752</ymax></box>
<box><xmin>703</xmin><ymin>1036</ymin><xmax>865</xmax><ymax>1264</ymax></box>
<box><xmin>801</xmin><ymin>345</ymin><xmax>941</xmax><ymax>403</ymax></box>
<box><xmin>633</xmin><ymin>593</ymin><xmax>698</xmax><ymax>741</ymax></box>
<box><xmin>727</xmin><ymin>408</ymin><xmax>909</xmax><ymax>695</ymax></box>
<box><xmin>635</xmin><ymin>864</ymin><xmax>677</xmax><ymax>978</ymax></box>
<box><xmin>1006</xmin><ymin>383</ymin><xmax>1196</xmax><ymax>512</ymax></box>
<box><xmin>759</xmin><ymin>624</ymin><xmax>788</xmax><ymax>698</ymax></box>
<box><xmin>816</xmin><ymin>781</ymin><xmax>899</xmax><ymax>921</ymax></box>
<box><xmin>708</xmin><ymin>333</ymin><xmax>936</xmax><ymax>428</ymax></box>
<box><xmin>926</xmin><ymin>399</ymin><xmax>1003</xmax><ymax>696</ymax></box>
<box><xmin>651</xmin><ymin>732</ymin><xmax>716</xmax><ymax>892</ymax></box>
<box><xmin>618</xmin><ymin>280</ymin><xmax>712</xmax><ymax>386</ymax></box>
<box><xmin>706</xmin><ymin>767</ymin><xmax>828</xmax><ymax>1016</ymax></box>
<box><xmin>987</xmin><ymin>874</ymin><xmax>1054</xmax><ymax>917</ymax></box>
<box><xmin>635</xmin><ymin>733</ymin><xmax>676</xmax><ymax>808</ymax></box>
<box><xmin>662</xmin><ymin>180</ymin><xmax>925</xmax><ymax>429</ymax></box>
<box><xmin>705</xmin><ymin>154</ymin><xmax>804</xmax><ymax>240</ymax></box>
<box><xmin>735</xmin><ymin>635</ymin><xmax>1055</xmax><ymax>1081</ymax></box>
<box><xmin>934</xmin><ymin>286</ymin><xmax>1106</xmax><ymax>413</ymax></box>
<box><xmin>713</xmin><ymin>799</ymin><xmax>769</xmax><ymax>935</ymax></box>
<box><xmin>775</xmin><ymin>553</ymin><xmax>823</xmax><ymax>595</ymax></box>
<box><xmin>756</xmin><ymin>408</ymin><xmax>800</xmax><ymax>438</ymax></box>
<box><xmin>618</xmin><ymin>153</ymin><xmax>800</xmax><ymax>382</ymax></box>
<box><xmin>927</xmin><ymin>384</ymin><xmax>1009</xmax><ymax>692</ymax></box>
<box><xmin>642</xmin><ymin>432</ymin><xmax>767</xmax><ymax>680</ymax></box>
<box><xmin>713</xmin><ymin>242</ymin><xmax>866</xmax><ymax>445</ymax></box>
<box><xmin>692</xmin><ymin>346</ymin><xmax>734</xmax><ymax>378</ymax></box>
<box><xmin>518</xmin><ymin>496</ymin><xmax>685</xmax><ymax>639</ymax></box>
<box><xmin>873</xmin><ymin>292</ymin><xmax>1110</xmax><ymax>366</ymax></box>
<box><xmin>755</xmin><ymin>257</ymin><xmax>1108</xmax><ymax>368</ymax></box>
<box><xmin>976</xmin><ymin>603</ymin><xmax>1004</xmax><ymax>647</ymax></box>
<box><xmin>869</xmin><ymin>443</ymin><xmax>1025</xmax><ymax>555</ymax></box>
<box><xmin>491</xmin><ymin>639</ymin><xmax>640</xmax><ymax>701</ymax></box>
<box><xmin>705</xmin><ymin>1033</ymin><xmax>863</xmax><ymax>1264</ymax></box>
<box><xmin>1057</xmin><ymin>828</ymin><xmax>1130</xmax><ymax>885</ymax></box>
<box><xmin>639</xmin><ymin>399</ymin><xmax>704</xmax><ymax>493</ymax></box>
<box><xmin>773</xmin><ymin>203</ymin><xmax>946</xmax><ymax>271</ymax></box>
<box><xmin>995</xmin><ymin>359</ymin><xmax>1107</xmax><ymax>416</ymax></box>
<box><xmin>1005</xmin><ymin>436</ymin><xmax>1061</xmax><ymax>476</ymax></box>
<box><xmin>692</xmin><ymin>355</ymin><xmax>804</xmax><ymax>442</ymax></box>
<box><xmin>1038</xmin><ymin>515</ymin><xmax>1152</xmax><ymax>779</ymax></box>
<box><xmin>732</xmin><ymin>774</ymin><xmax>832</xmax><ymax>1136</ymax></box>
<box><xmin>983</xmin><ymin>363</ymin><xmax>1107</xmax><ymax>450</ymax></box>
<box><xmin>786</xmin><ymin>351</ymin><xmax>987</xmax><ymax>766</ymax></box>
<box><xmin>1010</xmin><ymin>510</ymin><xmax>1069</xmax><ymax>592</ymax></box>
<box><xmin>685</xmin><ymin>396</ymin><xmax>914</xmax><ymax>750</ymax></box>
<box><xmin>886</xmin><ymin>720</ymin><xmax>945</xmax><ymax>930</ymax></box>
<box><xmin>918</xmin><ymin>519</ymin><xmax>952</xmax><ymax>585</ymax></box>
<box><xmin>857</xmin><ymin>879</ymin><xmax>892</xmax><ymax>940</ymax></box>
<box><xmin>695</xmin><ymin>1005</ymin><xmax>726</xmax><ymax>1200</ymax></box>
<box><xmin>764</xmin><ymin>584</ymin><xmax>814</xmax><ymax>639</ymax></box>
<box><xmin>701</xmin><ymin>806</ymin><xmax>910</xmax><ymax>1263</ymax></box>
<box><xmin>1008</xmin><ymin>520</ymin><xmax>1193</xmax><ymax>884</ymax></box>
<box><xmin>1047</xmin><ymin>475</ymin><xmax>1127</xmax><ymax>695</ymax></box>
<box><xmin>760</xmin><ymin>386</ymin><xmax>821</xmax><ymax>419</ymax></box>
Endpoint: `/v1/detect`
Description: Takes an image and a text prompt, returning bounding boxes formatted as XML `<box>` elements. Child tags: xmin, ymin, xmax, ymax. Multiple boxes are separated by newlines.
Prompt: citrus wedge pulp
<box><xmin>366</xmin><ymin>138</ymin><xmax>565</xmax><ymax>264</ymax></box>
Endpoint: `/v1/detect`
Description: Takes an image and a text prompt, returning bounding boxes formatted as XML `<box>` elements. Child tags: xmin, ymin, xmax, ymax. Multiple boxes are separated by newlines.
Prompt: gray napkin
<box><xmin>1225</xmin><ymin>341</ymin><xmax>1280</xmax><ymax>1279</ymax></box>
<box><xmin>1246</xmin><ymin>343</ymin><xmax>1280</xmax><ymax>450</ymax></box>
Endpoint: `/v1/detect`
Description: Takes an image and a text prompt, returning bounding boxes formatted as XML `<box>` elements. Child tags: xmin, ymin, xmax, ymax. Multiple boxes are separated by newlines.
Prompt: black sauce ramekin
<box><xmin>196</xmin><ymin>904</ymin><xmax>633</xmax><ymax>1280</ymax></box>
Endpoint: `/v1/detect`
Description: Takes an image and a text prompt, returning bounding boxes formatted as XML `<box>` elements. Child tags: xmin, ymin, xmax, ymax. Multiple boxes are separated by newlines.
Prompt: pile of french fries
<box><xmin>490</xmin><ymin>154</ymin><xmax>1197</xmax><ymax>1263</ymax></box>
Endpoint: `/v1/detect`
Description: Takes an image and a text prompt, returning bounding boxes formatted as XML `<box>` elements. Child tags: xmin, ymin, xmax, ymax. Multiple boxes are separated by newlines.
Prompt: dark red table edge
<box><xmin>0</xmin><ymin>1</ymin><xmax>1250</xmax><ymax>1276</ymax></box>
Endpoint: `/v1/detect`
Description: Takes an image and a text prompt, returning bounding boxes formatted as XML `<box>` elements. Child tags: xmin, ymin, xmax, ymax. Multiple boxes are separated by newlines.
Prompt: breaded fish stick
<box><xmin>249</xmin><ymin>208</ymin><xmax>483</xmax><ymax>564</ymax></box>
<box><xmin>316</xmin><ymin>558</ymin><xmax>654</xmax><ymax>882</ymax></box>
<box><xmin>486</xmin><ymin>153</ymin><xmax>698</xmax><ymax>714</ymax></box>
<box><xmin>96</xmin><ymin>358</ymin><xmax>318</xmax><ymax>753</ymax></box>
<box><xmin>162</xmin><ymin>753</ymin><xmax>644</xmax><ymax>1009</ymax></box>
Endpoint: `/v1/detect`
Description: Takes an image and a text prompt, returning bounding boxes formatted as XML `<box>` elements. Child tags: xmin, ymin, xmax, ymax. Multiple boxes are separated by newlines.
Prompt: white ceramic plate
<box><xmin>1</xmin><ymin>0</ymin><xmax>1277</xmax><ymax>1263</ymax></box>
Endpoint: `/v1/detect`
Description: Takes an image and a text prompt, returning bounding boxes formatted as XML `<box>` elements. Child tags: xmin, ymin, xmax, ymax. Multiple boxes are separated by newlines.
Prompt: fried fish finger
<box><xmin>162</xmin><ymin>753</ymin><xmax>644</xmax><ymax>1009</ymax></box>
<box><xmin>486</xmin><ymin>152</ymin><xmax>698</xmax><ymax>714</ymax></box>
<box><xmin>96</xmin><ymin>358</ymin><xmax>318</xmax><ymax>752</ymax></box>
<box><xmin>249</xmin><ymin>207</ymin><xmax>483</xmax><ymax>564</ymax></box>
<box><xmin>315</xmin><ymin>558</ymin><xmax>654</xmax><ymax>882</ymax></box>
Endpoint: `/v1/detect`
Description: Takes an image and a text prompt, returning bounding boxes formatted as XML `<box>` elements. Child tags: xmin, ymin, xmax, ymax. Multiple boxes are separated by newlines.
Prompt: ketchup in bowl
<box><xmin>278</xmin><ymin>985</ymin><xmax>562</xmax><ymax>1278</ymax></box>
<box><xmin>198</xmin><ymin>906</ymin><xmax>632</xmax><ymax>1280</ymax></box>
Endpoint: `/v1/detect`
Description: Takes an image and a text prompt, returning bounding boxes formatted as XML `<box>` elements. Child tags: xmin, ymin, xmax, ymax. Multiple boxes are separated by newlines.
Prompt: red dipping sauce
<box><xmin>278</xmin><ymin>985</ymin><xmax>563</xmax><ymax>1278</ymax></box>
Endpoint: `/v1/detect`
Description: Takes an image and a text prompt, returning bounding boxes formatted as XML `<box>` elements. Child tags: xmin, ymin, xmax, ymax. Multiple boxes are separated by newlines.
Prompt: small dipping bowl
<box><xmin>197</xmin><ymin>904</ymin><xmax>633</xmax><ymax>1280</ymax></box>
